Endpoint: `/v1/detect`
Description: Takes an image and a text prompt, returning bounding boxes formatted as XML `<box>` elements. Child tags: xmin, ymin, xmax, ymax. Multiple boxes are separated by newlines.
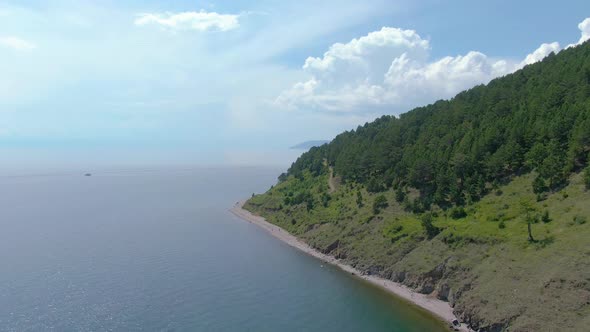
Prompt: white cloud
<box><xmin>276</xmin><ymin>27</ymin><xmax>517</xmax><ymax>113</ymax></box>
<box><xmin>0</xmin><ymin>36</ymin><xmax>35</xmax><ymax>50</ymax></box>
<box><xmin>577</xmin><ymin>18</ymin><xmax>590</xmax><ymax>44</ymax></box>
<box><xmin>303</xmin><ymin>27</ymin><xmax>430</xmax><ymax>82</ymax></box>
<box><xmin>134</xmin><ymin>10</ymin><xmax>240</xmax><ymax>32</ymax></box>
<box><xmin>382</xmin><ymin>51</ymin><xmax>514</xmax><ymax>109</ymax></box>
<box><xmin>277</xmin><ymin>17</ymin><xmax>590</xmax><ymax>115</ymax></box>
<box><xmin>522</xmin><ymin>42</ymin><xmax>561</xmax><ymax>66</ymax></box>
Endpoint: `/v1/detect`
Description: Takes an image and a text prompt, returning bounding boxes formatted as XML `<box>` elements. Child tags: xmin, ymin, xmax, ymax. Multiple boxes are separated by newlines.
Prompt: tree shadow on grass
<box><xmin>531</xmin><ymin>235</ymin><xmax>555</xmax><ymax>249</ymax></box>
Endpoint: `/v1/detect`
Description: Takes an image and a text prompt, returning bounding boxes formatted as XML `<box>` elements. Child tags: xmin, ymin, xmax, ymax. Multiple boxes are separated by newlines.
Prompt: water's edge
<box><xmin>230</xmin><ymin>200</ymin><xmax>472</xmax><ymax>332</ymax></box>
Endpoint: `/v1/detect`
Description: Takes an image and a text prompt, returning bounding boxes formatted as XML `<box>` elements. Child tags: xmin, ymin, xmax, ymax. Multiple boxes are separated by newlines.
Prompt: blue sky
<box><xmin>1</xmin><ymin>0</ymin><xmax>589</xmax><ymax>170</ymax></box>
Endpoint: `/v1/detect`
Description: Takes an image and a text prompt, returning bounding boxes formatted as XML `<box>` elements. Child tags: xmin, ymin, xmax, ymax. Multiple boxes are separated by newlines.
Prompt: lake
<box><xmin>0</xmin><ymin>167</ymin><xmax>446</xmax><ymax>331</ymax></box>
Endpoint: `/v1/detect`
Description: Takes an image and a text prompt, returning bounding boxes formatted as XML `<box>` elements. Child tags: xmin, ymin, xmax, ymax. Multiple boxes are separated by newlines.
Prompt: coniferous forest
<box><xmin>285</xmin><ymin>42</ymin><xmax>590</xmax><ymax>209</ymax></box>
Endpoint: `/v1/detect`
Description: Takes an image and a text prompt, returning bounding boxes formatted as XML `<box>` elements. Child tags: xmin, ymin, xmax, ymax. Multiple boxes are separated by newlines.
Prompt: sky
<box><xmin>1</xmin><ymin>0</ymin><xmax>590</xmax><ymax>170</ymax></box>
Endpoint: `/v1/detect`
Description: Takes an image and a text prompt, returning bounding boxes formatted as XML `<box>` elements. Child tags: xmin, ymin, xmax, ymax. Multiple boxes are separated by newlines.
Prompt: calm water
<box><xmin>0</xmin><ymin>167</ymin><xmax>446</xmax><ymax>331</ymax></box>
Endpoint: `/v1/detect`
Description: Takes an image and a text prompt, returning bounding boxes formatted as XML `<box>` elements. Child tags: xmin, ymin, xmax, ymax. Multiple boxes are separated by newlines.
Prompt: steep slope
<box><xmin>245</xmin><ymin>42</ymin><xmax>590</xmax><ymax>331</ymax></box>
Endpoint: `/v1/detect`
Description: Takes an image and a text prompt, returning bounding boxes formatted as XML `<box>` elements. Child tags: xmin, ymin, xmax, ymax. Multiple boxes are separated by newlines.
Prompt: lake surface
<box><xmin>0</xmin><ymin>167</ymin><xmax>446</xmax><ymax>331</ymax></box>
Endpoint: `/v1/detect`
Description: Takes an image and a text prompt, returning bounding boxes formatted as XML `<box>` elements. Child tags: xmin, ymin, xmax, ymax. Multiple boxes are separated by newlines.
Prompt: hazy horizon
<box><xmin>2</xmin><ymin>1</ymin><xmax>590</xmax><ymax>168</ymax></box>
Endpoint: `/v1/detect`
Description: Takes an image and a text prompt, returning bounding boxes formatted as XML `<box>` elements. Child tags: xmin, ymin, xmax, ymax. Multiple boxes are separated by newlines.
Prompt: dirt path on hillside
<box><xmin>328</xmin><ymin>166</ymin><xmax>337</xmax><ymax>193</ymax></box>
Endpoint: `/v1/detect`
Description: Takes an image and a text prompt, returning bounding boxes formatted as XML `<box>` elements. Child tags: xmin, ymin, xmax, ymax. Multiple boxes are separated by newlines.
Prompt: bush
<box><xmin>532</xmin><ymin>176</ymin><xmax>548</xmax><ymax>194</ymax></box>
<box><xmin>367</xmin><ymin>178</ymin><xmax>385</xmax><ymax>193</ymax></box>
<box><xmin>420</xmin><ymin>213</ymin><xmax>440</xmax><ymax>239</ymax></box>
<box><xmin>306</xmin><ymin>199</ymin><xmax>314</xmax><ymax>211</ymax></box>
<box><xmin>449</xmin><ymin>206</ymin><xmax>467</xmax><ymax>219</ymax></box>
<box><xmin>372</xmin><ymin>195</ymin><xmax>389</xmax><ymax>214</ymax></box>
<box><xmin>356</xmin><ymin>190</ymin><xmax>364</xmax><ymax>207</ymax></box>
<box><xmin>395</xmin><ymin>187</ymin><xmax>406</xmax><ymax>202</ymax></box>
<box><xmin>498</xmin><ymin>220</ymin><xmax>506</xmax><ymax>229</ymax></box>
<box><xmin>542</xmin><ymin>211</ymin><xmax>552</xmax><ymax>223</ymax></box>
<box><xmin>321</xmin><ymin>193</ymin><xmax>331</xmax><ymax>207</ymax></box>
<box><xmin>405</xmin><ymin>198</ymin><xmax>425</xmax><ymax>214</ymax></box>
<box><xmin>573</xmin><ymin>215</ymin><xmax>587</xmax><ymax>225</ymax></box>
<box><xmin>584</xmin><ymin>166</ymin><xmax>590</xmax><ymax>190</ymax></box>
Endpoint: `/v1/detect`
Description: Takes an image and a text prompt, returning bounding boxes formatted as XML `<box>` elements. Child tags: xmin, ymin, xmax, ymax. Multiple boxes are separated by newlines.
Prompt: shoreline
<box><xmin>230</xmin><ymin>200</ymin><xmax>472</xmax><ymax>332</ymax></box>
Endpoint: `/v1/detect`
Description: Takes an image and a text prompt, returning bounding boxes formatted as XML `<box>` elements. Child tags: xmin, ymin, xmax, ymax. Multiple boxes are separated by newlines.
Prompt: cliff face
<box><xmin>245</xmin><ymin>171</ymin><xmax>590</xmax><ymax>332</ymax></box>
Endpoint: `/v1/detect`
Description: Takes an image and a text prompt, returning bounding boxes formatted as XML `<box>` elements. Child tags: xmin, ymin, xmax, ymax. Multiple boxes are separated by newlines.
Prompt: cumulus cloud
<box><xmin>522</xmin><ymin>42</ymin><xmax>561</xmax><ymax>66</ymax></box>
<box><xmin>134</xmin><ymin>10</ymin><xmax>239</xmax><ymax>32</ymax></box>
<box><xmin>275</xmin><ymin>27</ymin><xmax>516</xmax><ymax>113</ymax></box>
<box><xmin>276</xmin><ymin>17</ymin><xmax>590</xmax><ymax>114</ymax></box>
<box><xmin>0</xmin><ymin>36</ymin><xmax>35</xmax><ymax>50</ymax></box>
<box><xmin>303</xmin><ymin>27</ymin><xmax>430</xmax><ymax>83</ymax></box>
<box><xmin>577</xmin><ymin>18</ymin><xmax>590</xmax><ymax>44</ymax></box>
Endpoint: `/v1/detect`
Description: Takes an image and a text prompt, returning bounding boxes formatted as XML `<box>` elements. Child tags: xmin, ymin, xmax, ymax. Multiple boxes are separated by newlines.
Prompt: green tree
<box><xmin>538</xmin><ymin>140</ymin><xmax>567</xmax><ymax>189</ymax></box>
<box><xmin>532</xmin><ymin>175</ymin><xmax>548</xmax><ymax>194</ymax></box>
<box><xmin>520</xmin><ymin>200</ymin><xmax>536</xmax><ymax>242</ymax></box>
<box><xmin>420</xmin><ymin>213</ymin><xmax>440</xmax><ymax>239</ymax></box>
<box><xmin>449</xmin><ymin>206</ymin><xmax>467</xmax><ymax>219</ymax></box>
<box><xmin>367</xmin><ymin>178</ymin><xmax>384</xmax><ymax>193</ymax></box>
<box><xmin>372</xmin><ymin>195</ymin><xmax>388</xmax><ymax>214</ymax></box>
<box><xmin>278</xmin><ymin>173</ymin><xmax>288</xmax><ymax>182</ymax></box>
<box><xmin>542</xmin><ymin>210</ymin><xmax>552</xmax><ymax>223</ymax></box>
<box><xmin>395</xmin><ymin>186</ymin><xmax>406</xmax><ymax>203</ymax></box>
<box><xmin>306</xmin><ymin>199</ymin><xmax>314</xmax><ymax>211</ymax></box>
<box><xmin>525</xmin><ymin>143</ymin><xmax>548</xmax><ymax>169</ymax></box>
<box><xmin>356</xmin><ymin>190</ymin><xmax>364</xmax><ymax>207</ymax></box>
<box><xmin>321</xmin><ymin>193</ymin><xmax>331</xmax><ymax>207</ymax></box>
<box><xmin>584</xmin><ymin>166</ymin><xmax>590</xmax><ymax>190</ymax></box>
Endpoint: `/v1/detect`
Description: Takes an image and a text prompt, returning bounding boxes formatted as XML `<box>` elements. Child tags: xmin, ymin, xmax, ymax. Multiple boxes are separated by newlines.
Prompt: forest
<box><xmin>284</xmin><ymin>42</ymin><xmax>590</xmax><ymax>211</ymax></box>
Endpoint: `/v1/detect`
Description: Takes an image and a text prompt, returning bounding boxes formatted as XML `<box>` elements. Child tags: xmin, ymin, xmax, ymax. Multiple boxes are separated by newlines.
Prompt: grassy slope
<box><xmin>245</xmin><ymin>172</ymin><xmax>590</xmax><ymax>331</ymax></box>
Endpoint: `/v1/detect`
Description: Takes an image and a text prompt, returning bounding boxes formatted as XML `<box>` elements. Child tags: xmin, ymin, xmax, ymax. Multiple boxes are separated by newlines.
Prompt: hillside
<box><xmin>245</xmin><ymin>42</ymin><xmax>590</xmax><ymax>331</ymax></box>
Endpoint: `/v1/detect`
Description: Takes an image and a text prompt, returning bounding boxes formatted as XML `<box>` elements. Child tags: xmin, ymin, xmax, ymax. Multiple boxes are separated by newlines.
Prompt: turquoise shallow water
<box><xmin>0</xmin><ymin>167</ymin><xmax>446</xmax><ymax>331</ymax></box>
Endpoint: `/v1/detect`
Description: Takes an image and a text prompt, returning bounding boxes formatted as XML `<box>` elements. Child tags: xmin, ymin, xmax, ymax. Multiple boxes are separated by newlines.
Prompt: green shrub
<box><xmin>321</xmin><ymin>193</ymin><xmax>331</xmax><ymax>207</ymax></box>
<box><xmin>367</xmin><ymin>178</ymin><xmax>385</xmax><ymax>193</ymax></box>
<box><xmin>395</xmin><ymin>187</ymin><xmax>406</xmax><ymax>202</ymax></box>
<box><xmin>420</xmin><ymin>213</ymin><xmax>440</xmax><ymax>239</ymax></box>
<box><xmin>498</xmin><ymin>220</ymin><xmax>506</xmax><ymax>229</ymax></box>
<box><xmin>542</xmin><ymin>211</ymin><xmax>552</xmax><ymax>223</ymax></box>
<box><xmin>532</xmin><ymin>176</ymin><xmax>548</xmax><ymax>194</ymax></box>
<box><xmin>449</xmin><ymin>206</ymin><xmax>467</xmax><ymax>219</ymax></box>
<box><xmin>356</xmin><ymin>190</ymin><xmax>364</xmax><ymax>207</ymax></box>
<box><xmin>391</xmin><ymin>225</ymin><xmax>403</xmax><ymax>233</ymax></box>
<box><xmin>372</xmin><ymin>195</ymin><xmax>389</xmax><ymax>214</ymax></box>
<box><xmin>573</xmin><ymin>215</ymin><xmax>587</xmax><ymax>225</ymax></box>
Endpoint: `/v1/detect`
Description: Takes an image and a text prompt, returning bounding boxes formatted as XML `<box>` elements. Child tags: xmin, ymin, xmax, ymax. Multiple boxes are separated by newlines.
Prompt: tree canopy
<box><xmin>285</xmin><ymin>42</ymin><xmax>590</xmax><ymax>209</ymax></box>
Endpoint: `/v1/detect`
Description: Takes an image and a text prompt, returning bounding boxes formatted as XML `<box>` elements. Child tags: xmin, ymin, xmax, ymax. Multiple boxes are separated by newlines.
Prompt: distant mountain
<box><xmin>290</xmin><ymin>140</ymin><xmax>330</xmax><ymax>150</ymax></box>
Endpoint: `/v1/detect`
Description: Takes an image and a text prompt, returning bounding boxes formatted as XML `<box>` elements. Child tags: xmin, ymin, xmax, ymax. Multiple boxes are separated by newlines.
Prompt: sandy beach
<box><xmin>230</xmin><ymin>200</ymin><xmax>472</xmax><ymax>332</ymax></box>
